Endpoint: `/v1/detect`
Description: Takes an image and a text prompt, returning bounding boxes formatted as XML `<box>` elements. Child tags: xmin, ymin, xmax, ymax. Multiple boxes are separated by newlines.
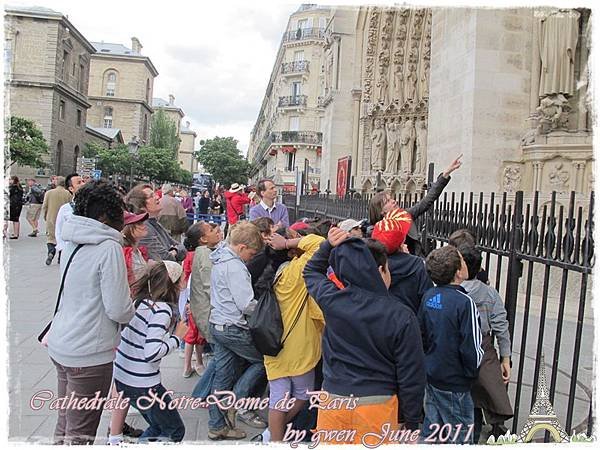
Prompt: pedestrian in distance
<box><xmin>8</xmin><ymin>175</ymin><xmax>24</xmax><ymax>239</ymax></box>
<box><xmin>41</xmin><ymin>176</ymin><xmax>72</xmax><ymax>265</ymax></box>
<box><xmin>25</xmin><ymin>177</ymin><xmax>45</xmax><ymax>237</ymax></box>
<box><xmin>55</xmin><ymin>173</ymin><xmax>84</xmax><ymax>264</ymax></box>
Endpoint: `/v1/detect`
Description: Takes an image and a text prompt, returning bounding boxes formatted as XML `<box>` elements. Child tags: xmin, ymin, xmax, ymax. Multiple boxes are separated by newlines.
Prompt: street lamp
<box><xmin>128</xmin><ymin>136</ymin><xmax>140</xmax><ymax>190</ymax></box>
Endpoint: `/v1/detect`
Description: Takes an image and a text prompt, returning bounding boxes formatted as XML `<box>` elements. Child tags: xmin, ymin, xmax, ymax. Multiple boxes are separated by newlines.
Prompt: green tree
<box><xmin>135</xmin><ymin>146</ymin><xmax>181</xmax><ymax>183</ymax></box>
<box><xmin>149</xmin><ymin>109</ymin><xmax>180</xmax><ymax>155</ymax></box>
<box><xmin>6</xmin><ymin>116</ymin><xmax>49</xmax><ymax>169</ymax></box>
<box><xmin>194</xmin><ymin>136</ymin><xmax>250</xmax><ymax>187</ymax></box>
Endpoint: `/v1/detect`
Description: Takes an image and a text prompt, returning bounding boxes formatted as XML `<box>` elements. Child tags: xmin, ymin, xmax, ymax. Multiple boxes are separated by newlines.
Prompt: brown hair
<box><xmin>131</xmin><ymin>261</ymin><xmax>180</xmax><ymax>310</ymax></box>
<box><xmin>425</xmin><ymin>245</ymin><xmax>463</xmax><ymax>286</ymax></box>
<box><xmin>229</xmin><ymin>222</ymin><xmax>264</xmax><ymax>251</ymax></box>
<box><xmin>257</xmin><ymin>179</ymin><xmax>273</xmax><ymax>197</ymax></box>
<box><xmin>252</xmin><ymin>217</ymin><xmax>275</xmax><ymax>234</ymax></box>
<box><xmin>368</xmin><ymin>192</ymin><xmax>388</xmax><ymax>225</ymax></box>
<box><xmin>122</xmin><ymin>222</ymin><xmax>144</xmax><ymax>247</ymax></box>
<box><xmin>125</xmin><ymin>183</ymin><xmax>153</xmax><ymax>213</ymax></box>
<box><xmin>448</xmin><ymin>228</ymin><xmax>476</xmax><ymax>248</ymax></box>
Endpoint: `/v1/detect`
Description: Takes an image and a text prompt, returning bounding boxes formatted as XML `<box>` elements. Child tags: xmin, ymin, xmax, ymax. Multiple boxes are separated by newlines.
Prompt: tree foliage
<box><xmin>6</xmin><ymin>116</ymin><xmax>49</xmax><ymax>169</ymax></box>
<box><xmin>194</xmin><ymin>136</ymin><xmax>250</xmax><ymax>187</ymax></box>
<box><xmin>149</xmin><ymin>109</ymin><xmax>180</xmax><ymax>155</ymax></box>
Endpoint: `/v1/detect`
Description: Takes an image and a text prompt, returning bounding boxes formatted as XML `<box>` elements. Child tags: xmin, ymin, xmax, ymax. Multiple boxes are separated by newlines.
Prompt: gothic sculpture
<box><xmin>385</xmin><ymin>118</ymin><xmax>401</xmax><ymax>173</ymax></box>
<box><xmin>503</xmin><ymin>166</ymin><xmax>522</xmax><ymax>192</ymax></box>
<box><xmin>399</xmin><ymin>118</ymin><xmax>416</xmax><ymax>174</ymax></box>
<box><xmin>415</xmin><ymin>117</ymin><xmax>427</xmax><ymax>175</ymax></box>
<box><xmin>536</xmin><ymin>93</ymin><xmax>570</xmax><ymax>133</ymax></box>
<box><xmin>371</xmin><ymin>118</ymin><xmax>386</xmax><ymax>171</ymax></box>
<box><xmin>548</xmin><ymin>163</ymin><xmax>570</xmax><ymax>191</ymax></box>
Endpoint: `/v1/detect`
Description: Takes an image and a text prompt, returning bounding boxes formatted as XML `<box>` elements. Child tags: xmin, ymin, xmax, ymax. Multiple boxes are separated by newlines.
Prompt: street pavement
<box><xmin>5</xmin><ymin>214</ymin><xmax>594</xmax><ymax>443</ymax></box>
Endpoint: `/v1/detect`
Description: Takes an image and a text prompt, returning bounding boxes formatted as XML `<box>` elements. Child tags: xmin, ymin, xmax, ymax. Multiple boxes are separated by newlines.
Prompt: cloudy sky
<box><xmin>7</xmin><ymin>0</ymin><xmax>302</xmax><ymax>154</ymax></box>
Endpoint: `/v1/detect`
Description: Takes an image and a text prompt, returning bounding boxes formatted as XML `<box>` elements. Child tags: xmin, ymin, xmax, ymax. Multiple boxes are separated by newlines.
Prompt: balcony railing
<box><xmin>271</xmin><ymin>131</ymin><xmax>322</xmax><ymax>145</ymax></box>
<box><xmin>283</xmin><ymin>27</ymin><xmax>325</xmax><ymax>43</ymax></box>
<box><xmin>278</xmin><ymin>95</ymin><xmax>308</xmax><ymax>107</ymax></box>
<box><xmin>281</xmin><ymin>60</ymin><xmax>309</xmax><ymax>74</ymax></box>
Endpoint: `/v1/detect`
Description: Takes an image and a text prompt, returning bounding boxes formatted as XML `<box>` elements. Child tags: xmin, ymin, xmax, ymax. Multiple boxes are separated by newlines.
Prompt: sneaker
<box><xmin>122</xmin><ymin>422</ymin><xmax>143</xmax><ymax>438</ymax></box>
<box><xmin>28</xmin><ymin>231</ymin><xmax>37</xmax><ymax>237</ymax></box>
<box><xmin>183</xmin><ymin>368</ymin><xmax>195</xmax><ymax>378</ymax></box>
<box><xmin>194</xmin><ymin>365</ymin><xmax>205</xmax><ymax>376</ymax></box>
<box><xmin>250</xmin><ymin>434</ymin><xmax>263</xmax><ymax>442</ymax></box>
<box><xmin>208</xmin><ymin>426</ymin><xmax>246</xmax><ymax>441</ymax></box>
<box><xmin>45</xmin><ymin>253</ymin><xmax>54</xmax><ymax>266</ymax></box>
<box><xmin>237</xmin><ymin>410</ymin><xmax>267</xmax><ymax>429</ymax></box>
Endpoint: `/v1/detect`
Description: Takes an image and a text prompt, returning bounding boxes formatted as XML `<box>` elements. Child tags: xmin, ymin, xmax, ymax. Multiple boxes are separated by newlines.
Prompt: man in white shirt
<box><xmin>55</xmin><ymin>173</ymin><xmax>84</xmax><ymax>263</ymax></box>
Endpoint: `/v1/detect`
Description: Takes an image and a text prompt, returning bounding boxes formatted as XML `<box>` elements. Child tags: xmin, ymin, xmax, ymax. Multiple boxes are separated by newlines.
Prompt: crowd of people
<box><xmin>7</xmin><ymin>153</ymin><xmax>515</xmax><ymax>444</ymax></box>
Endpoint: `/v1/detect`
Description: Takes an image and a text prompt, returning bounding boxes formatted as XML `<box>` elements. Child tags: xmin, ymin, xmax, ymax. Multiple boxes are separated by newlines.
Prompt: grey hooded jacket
<box><xmin>208</xmin><ymin>241</ymin><xmax>256</xmax><ymax>329</ymax></box>
<box><xmin>462</xmin><ymin>279</ymin><xmax>511</xmax><ymax>358</ymax></box>
<box><xmin>47</xmin><ymin>215</ymin><xmax>135</xmax><ymax>367</ymax></box>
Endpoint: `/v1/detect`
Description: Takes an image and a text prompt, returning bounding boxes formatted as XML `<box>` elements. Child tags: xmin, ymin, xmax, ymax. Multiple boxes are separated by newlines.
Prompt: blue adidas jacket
<box><xmin>303</xmin><ymin>238</ymin><xmax>426</xmax><ymax>430</ymax></box>
<box><xmin>418</xmin><ymin>284</ymin><xmax>484</xmax><ymax>392</ymax></box>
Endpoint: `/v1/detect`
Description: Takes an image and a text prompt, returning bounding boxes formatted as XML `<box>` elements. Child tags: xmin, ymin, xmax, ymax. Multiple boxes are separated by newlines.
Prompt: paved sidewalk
<box><xmin>6</xmin><ymin>218</ymin><xmax>262</xmax><ymax>444</ymax></box>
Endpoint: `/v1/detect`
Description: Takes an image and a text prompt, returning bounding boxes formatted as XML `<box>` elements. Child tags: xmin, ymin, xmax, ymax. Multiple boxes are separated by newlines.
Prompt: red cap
<box><xmin>372</xmin><ymin>208</ymin><xmax>412</xmax><ymax>254</ymax></box>
<box><xmin>290</xmin><ymin>221</ymin><xmax>310</xmax><ymax>231</ymax></box>
<box><xmin>124</xmin><ymin>211</ymin><xmax>149</xmax><ymax>226</ymax></box>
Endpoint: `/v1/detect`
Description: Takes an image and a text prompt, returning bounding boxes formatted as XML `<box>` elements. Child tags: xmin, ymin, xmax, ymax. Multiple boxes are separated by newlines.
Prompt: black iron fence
<box><xmin>282</xmin><ymin>60</ymin><xmax>310</xmax><ymax>74</ymax></box>
<box><xmin>283</xmin><ymin>190</ymin><xmax>594</xmax><ymax>439</ymax></box>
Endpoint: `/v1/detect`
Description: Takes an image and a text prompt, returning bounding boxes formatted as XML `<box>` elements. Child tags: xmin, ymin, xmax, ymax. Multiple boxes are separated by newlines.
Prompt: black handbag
<box><xmin>37</xmin><ymin>244</ymin><xmax>84</xmax><ymax>343</ymax></box>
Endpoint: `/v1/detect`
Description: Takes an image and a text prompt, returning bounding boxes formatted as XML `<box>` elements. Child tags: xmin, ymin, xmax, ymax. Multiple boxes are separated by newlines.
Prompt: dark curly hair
<box><xmin>73</xmin><ymin>180</ymin><xmax>125</xmax><ymax>231</ymax></box>
<box><xmin>425</xmin><ymin>245</ymin><xmax>463</xmax><ymax>286</ymax></box>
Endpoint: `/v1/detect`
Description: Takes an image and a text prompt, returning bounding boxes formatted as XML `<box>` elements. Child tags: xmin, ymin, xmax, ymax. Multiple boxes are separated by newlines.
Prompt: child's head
<box><xmin>365</xmin><ymin>238</ymin><xmax>391</xmax><ymax>289</ymax></box>
<box><xmin>449</xmin><ymin>228</ymin><xmax>476</xmax><ymax>248</ymax></box>
<box><xmin>425</xmin><ymin>245</ymin><xmax>468</xmax><ymax>286</ymax></box>
<box><xmin>457</xmin><ymin>244</ymin><xmax>482</xmax><ymax>281</ymax></box>
<box><xmin>184</xmin><ymin>221</ymin><xmax>223</xmax><ymax>250</ymax></box>
<box><xmin>122</xmin><ymin>211</ymin><xmax>149</xmax><ymax>246</ymax></box>
<box><xmin>372</xmin><ymin>208</ymin><xmax>412</xmax><ymax>254</ymax></box>
<box><xmin>229</xmin><ymin>222</ymin><xmax>264</xmax><ymax>262</ymax></box>
<box><xmin>132</xmin><ymin>260</ymin><xmax>184</xmax><ymax>307</ymax></box>
<box><xmin>252</xmin><ymin>217</ymin><xmax>276</xmax><ymax>242</ymax></box>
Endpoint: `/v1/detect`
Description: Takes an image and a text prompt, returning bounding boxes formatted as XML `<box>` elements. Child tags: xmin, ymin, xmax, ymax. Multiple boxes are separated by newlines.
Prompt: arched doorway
<box><xmin>56</xmin><ymin>140</ymin><xmax>63</xmax><ymax>175</ymax></box>
<box><xmin>73</xmin><ymin>145</ymin><xmax>80</xmax><ymax>172</ymax></box>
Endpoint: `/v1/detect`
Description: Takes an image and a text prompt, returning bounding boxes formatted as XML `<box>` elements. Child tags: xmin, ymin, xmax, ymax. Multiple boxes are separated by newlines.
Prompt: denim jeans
<box><xmin>115</xmin><ymin>380</ymin><xmax>185</xmax><ymax>442</ymax></box>
<box><xmin>207</xmin><ymin>323</ymin><xmax>266</xmax><ymax>430</ymax></box>
<box><xmin>421</xmin><ymin>384</ymin><xmax>474</xmax><ymax>444</ymax></box>
<box><xmin>192</xmin><ymin>358</ymin><xmax>216</xmax><ymax>399</ymax></box>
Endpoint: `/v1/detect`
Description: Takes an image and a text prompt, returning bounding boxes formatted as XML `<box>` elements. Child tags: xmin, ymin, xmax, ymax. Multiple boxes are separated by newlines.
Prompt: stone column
<box><xmin>533</xmin><ymin>161</ymin><xmax>545</xmax><ymax>191</ymax></box>
<box><xmin>572</xmin><ymin>161</ymin><xmax>586</xmax><ymax>193</ymax></box>
<box><xmin>332</xmin><ymin>35</ymin><xmax>341</xmax><ymax>91</ymax></box>
<box><xmin>577</xmin><ymin>20</ymin><xmax>589</xmax><ymax>131</ymax></box>
<box><xmin>351</xmin><ymin>89</ymin><xmax>362</xmax><ymax>178</ymax></box>
<box><xmin>529</xmin><ymin>12</ymin><xmax>542</xmax><ymax>115</ymax></box>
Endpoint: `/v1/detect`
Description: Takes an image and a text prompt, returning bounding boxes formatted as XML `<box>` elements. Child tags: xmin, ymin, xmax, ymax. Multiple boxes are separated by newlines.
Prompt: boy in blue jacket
<box><xmin>418</xmin><ymin>245</ymin><xmax>484</xmax><ymax>444</ymax></box>
<box><xmin>303</xmin><ymin>226</ymin><xmax>426</xmax><ymax>446</ymax></box>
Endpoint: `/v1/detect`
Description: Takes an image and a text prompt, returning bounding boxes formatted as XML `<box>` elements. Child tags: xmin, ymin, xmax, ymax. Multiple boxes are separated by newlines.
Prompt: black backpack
<box><xmin>248</xmin><ymin>262</ymin><xmax>307</xmax><ymax>357</ymax></box>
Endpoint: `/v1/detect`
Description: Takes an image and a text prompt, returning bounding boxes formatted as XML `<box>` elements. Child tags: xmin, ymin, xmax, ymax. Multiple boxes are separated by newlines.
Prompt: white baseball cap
<box><xmin>338</xmin><ymin>219</ymin><xmax>362</xmax><ymax>233</ymax></box>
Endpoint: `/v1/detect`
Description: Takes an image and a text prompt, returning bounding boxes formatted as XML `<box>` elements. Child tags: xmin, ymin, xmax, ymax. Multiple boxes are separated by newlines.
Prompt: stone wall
<box><xmin>178</xmin><ymin>132</ymin><xmax>196</xmax><ymax>173</ymax></box>
<box><xmin>88</xmin><ymin>57</ymin><xmax>154</xmax><ymax>102</ymax></box>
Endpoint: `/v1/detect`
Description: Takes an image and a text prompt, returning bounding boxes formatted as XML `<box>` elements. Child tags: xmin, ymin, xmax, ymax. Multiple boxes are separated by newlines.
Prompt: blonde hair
<box><xmin>229</xmin><ymin>222</ymin><xmax>264</xmax><ymax>251</ymax></box>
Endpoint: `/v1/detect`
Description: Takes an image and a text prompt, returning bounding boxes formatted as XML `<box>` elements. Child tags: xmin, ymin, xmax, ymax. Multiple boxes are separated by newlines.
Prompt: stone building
<box><xmin>87</xmin><ymin>38</ymin><xmax>158</xmax><ymax>144</ymax></box>
<box><xmin>315</xmin><ymin>6</ymin><xmax>592</xmax><ymax>202</ymax></box>
<box><xmin>152</xmin><ymin>95</ymin><xmax>184</xmax><ymax>136</ymax></box>
<box><xmin>178</xmin><ymin>121</ymin><xmax>198</xmax><ymax>173</ymax></box>
<box><xmin>247</xmin><ymin>4</ymin><xmax>331</xmax><ymax>193</ymax></box>
<box><xmin>85</xmin><ymin>126</ymin><xmax>124</xmax><ymax>149</ymax></box>
<box><xmin>5</xmin><ymin>5</ymin><xmax>95</xmax><ymax>180</ymax></box>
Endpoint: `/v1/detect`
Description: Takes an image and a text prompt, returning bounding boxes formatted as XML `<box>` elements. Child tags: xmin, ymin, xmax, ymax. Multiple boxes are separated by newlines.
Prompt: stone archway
<box><xmin>362</xmin><ymin>179</ymin><xmax>373</xmax><ymax>193</ymax></box>
<box><xmin>390</xmin><ymin>179</ymin><xmax>402</xmax><ymax>196</ymax></box>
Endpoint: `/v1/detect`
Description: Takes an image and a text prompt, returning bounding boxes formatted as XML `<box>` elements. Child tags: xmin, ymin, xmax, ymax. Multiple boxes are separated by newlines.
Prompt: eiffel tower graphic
<box><xmin>517</xmin><ymin>353</ymin><xmax>570</xmax><ymax>443</ymax></box>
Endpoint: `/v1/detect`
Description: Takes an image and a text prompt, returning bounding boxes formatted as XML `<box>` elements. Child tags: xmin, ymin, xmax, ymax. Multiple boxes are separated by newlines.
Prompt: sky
<box><xmin>7</xmin><ymin>0</ymin><xmax>300</xmax><ymax>155</ymax></box>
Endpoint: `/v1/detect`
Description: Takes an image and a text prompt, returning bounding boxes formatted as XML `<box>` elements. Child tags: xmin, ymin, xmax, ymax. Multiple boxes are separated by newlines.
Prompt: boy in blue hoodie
<box><xmin>418</xmin><ymin>245</ymin><xmax>484</xmax><ymax>444</ymax></box>
<box><xmin>303</xmin><ymin>226</ymin><xmax>426</xmax><ymax>446</ymax></box>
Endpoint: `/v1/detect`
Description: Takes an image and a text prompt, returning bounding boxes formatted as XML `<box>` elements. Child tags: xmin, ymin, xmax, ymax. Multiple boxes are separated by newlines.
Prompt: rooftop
<box><xmin>86</xmin><ymin>126</ymin><xmax>123</xmax><ymax>141</ymax></box>
<box><xmin>5</xmin><ymin>5</ymin><xmax>62</xmax><ymax>17</ymax></box>
<box><xmin>91</xmin><ymin>42</ymin><xmax>140</xmax><ymax>56</ymax></box>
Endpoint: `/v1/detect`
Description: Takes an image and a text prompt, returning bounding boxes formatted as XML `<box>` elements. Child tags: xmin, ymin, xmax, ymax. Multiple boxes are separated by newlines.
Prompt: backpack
<box><xmin>248</xmin><ymin>261</ymin><xmax>307</xmax><ymax>357</ymax></box>
<box><xmin>31</xmin><ymin>185</ymin><xmax>45</xmax><ymax>203</ymax></box>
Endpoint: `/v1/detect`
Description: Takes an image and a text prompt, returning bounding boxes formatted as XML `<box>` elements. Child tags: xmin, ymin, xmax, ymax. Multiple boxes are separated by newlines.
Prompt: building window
<box><xmin>294</xmin><ymin>50</ymin><xmax>304</xmax><ymax>62</ymax></box>
<box><xmin>286</xmin><ymin>152</ymin><xmax>295</xmax><ymax>172</ymax></box>
<box><xmin>59</xmin><ymin>100</ymin><xmax>65</xmax><ymax>120</ymax></box>
<box><xmin>292</xmin><ymin>81</ymin><xmax>302</xmax><ymax>97</ymax></box>
<box><xmin>143</xmin><ymin>114</ymin><xmax>148</xmax><ymax>141</ymax></box>
<box><xmin>76</xmin><ymin>109</ymin><xmax>82</xmax><ymax>127</ymax></box>
<box><xmin>72</xmin><ymin>61</ymin><xmax>76</xmax><ymax>76</ymax></box>
<box><xmin>56</xmin><ymin>140</ymin><xmax>63</xmax><ymax>175</ymax></box>
<box><xmin>319</xmin><ymin>17</ymin><xmax>327</xmax><ymax>29</ymax></box>
<box><xmin>146</xmin><ymin>79</ymin><xmax>151</xmax><ymax>103</ymax></box>
<box><xmin>105</xmin><ymin>71</ymin><xmax>116</xmax><ymax>96</ymax></box>
<box><xmin>289</xmin><ymin>116</ymin><xmax>300</xmax><ymax>131</ymax></box>
<box><xmin>73</xmin><ymin>145</ymin><xmax>80</xmax><ymax>171</ymax></box>
<box><xmin>62</xmin><ymin>51</ymin><xmax>69</xmax><ymax>79</ymax></box>
<box><xmin>79</xmin><ymin>64</ymin><xmax>85</xmax><ymax>90</ymax></box>
<box><xmin>103</xmin><ymin>107</ymin><xmax>113</xmax><ymax>128</ymax></box>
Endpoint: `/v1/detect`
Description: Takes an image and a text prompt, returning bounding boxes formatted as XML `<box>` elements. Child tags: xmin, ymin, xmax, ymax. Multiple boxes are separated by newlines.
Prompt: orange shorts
<box><xmin>183</xmin><ymin>312</ymin><xmax>207</xmax><ymax>345</ymax></box>
<box><xmin>315</xmin><ymin>395</ymin><xmax>399</xmax><ymax>446</ymax></box>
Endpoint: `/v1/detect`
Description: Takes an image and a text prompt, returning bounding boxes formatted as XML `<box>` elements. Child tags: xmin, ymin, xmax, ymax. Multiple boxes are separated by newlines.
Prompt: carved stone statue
<box><xmin>393</xmin><ymin>65</ymin><xmax>404</xmax><ymax>102</ymax></box>
<box><xmin>548</xmin><ymin>162</ymin><xmax>570</xmax><ymax>191</ymax></box>
<box><xmin>503</xmin><ymin>166</ymin><xmax>522</xmax><ymax>193</ymax></box>
<box><xmin>536</xmin><ymin>93</ymin><xmax>571</xmax><ymax>133</ymax></box>
<box><xmin>419</xmin><ymin>58</ymin><xmax>430</xmax><ymax>100</ymax></box>
<box><xmin>370</xmin><ymin>118</ymin><xmax>386</xmax><ymax>171</ymax></box>
<box><xmin>399</xmin><ymin>117</ymin><xmax>416</xmax><ymax>174</ymax></box>
<box><xmin>376</xmin><ymin>65</ymin><xmax>389</xmax><ymax>105</ymax></box>
<box><xmin>385</xmin><ymin>118</ymin><xmax>401</xmax><ymax>173</ymax></box>
<box><xmin>405</xmin><ymin>63</ymin><xmax>418</xmax><ymax>101</ymax></box>
<box><xmin>414</xmin><ymin>117</ymin><xmax>427</xmax><ymax>175</ymax></box>
<box><xmin>539</xmin><ymin>9</ymin><xmax>580</xmax><ymax>97</ymax></box>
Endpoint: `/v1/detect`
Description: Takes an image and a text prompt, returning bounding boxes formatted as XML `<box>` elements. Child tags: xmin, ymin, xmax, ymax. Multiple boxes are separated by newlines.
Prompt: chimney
<box><xmin>168</xmin><ymin>94</ymin><xmax>175</xmax><ymax>106</ymax></box>
<box><xmin>131</xmin><ymin>37</ymin><xmax>142</xmax><ymax>54</ymax></box>
<box><xmin>186</xmin><ymin>121</ymin><xmax>190</xmax><ymax>128</ymax></box>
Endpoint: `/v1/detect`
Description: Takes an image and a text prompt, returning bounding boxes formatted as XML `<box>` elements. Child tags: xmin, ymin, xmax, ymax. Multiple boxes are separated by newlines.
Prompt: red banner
<box><xmin>336</xmin><ymin>156</ymin><xmax>351</xmax><ymax>198</ymax></box>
